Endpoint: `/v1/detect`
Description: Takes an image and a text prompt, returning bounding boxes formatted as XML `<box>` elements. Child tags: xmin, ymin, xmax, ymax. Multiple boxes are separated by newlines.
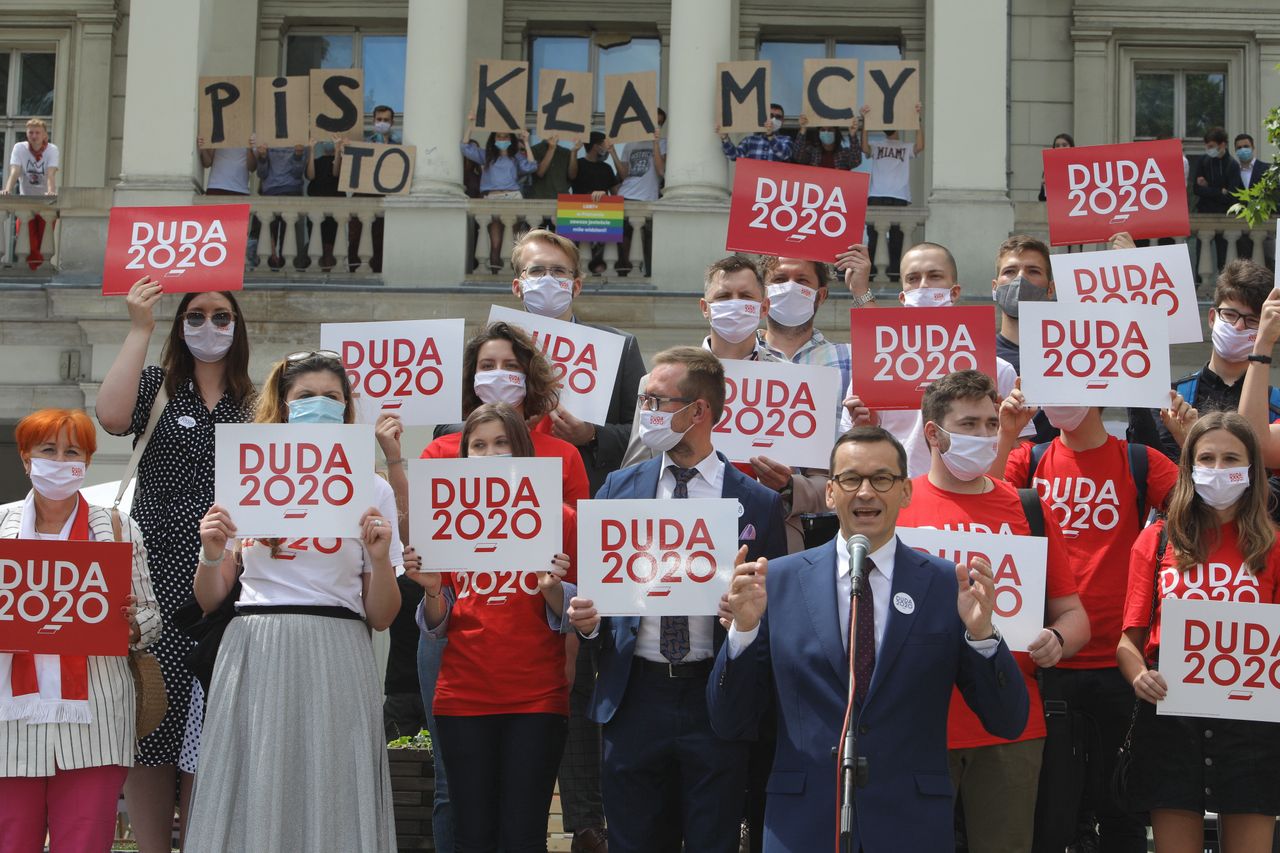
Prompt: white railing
<box><xmin>864</xmin><ymin>206</ymin><xmax>929</xmax><ymax>283</ymax></box>
<box><xmin>0</xmin><ymin>195</ymin><xmax>60</xmax><ymax>272</ymax></box>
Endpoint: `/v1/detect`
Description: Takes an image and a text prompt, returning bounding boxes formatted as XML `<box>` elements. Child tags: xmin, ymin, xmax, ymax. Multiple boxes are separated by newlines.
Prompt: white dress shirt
<box><xmin>632</xmin><ymin>450</ymin><xmax>725</xmax><ymax>663</ymax></box>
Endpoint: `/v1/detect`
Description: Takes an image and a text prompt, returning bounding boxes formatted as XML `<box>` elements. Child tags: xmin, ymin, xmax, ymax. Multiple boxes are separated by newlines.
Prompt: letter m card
<box><xmin>726</xmin><ymin>159</ymin><xmax>869</xmax><ymax>264</ymax></box>
<box><xmin>103</xmin><ymin>204</ymin><xmax>251</xmax><ymax>295</ymax></box>
<box><xmin>1042</xmin><ymin>139</ymin><xmax>1188</xmax><ymax>246</ymax></box>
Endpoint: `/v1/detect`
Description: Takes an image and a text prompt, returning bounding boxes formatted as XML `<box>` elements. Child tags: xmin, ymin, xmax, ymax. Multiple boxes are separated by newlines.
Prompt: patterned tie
<box><xmin>852</xmin><ymin>558</ymin><xmax>876</xmax><ymax>705</ymax></box>
<box><xmin>659</xmin><ymin>466</ymin><xmax>699</xmax><ymax>664</ymax></box>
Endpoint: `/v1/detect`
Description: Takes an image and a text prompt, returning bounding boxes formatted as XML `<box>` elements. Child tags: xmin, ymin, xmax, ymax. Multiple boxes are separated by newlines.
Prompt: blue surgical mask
<box><xmin>287</xmin><ymin>396</ymin><xmax>346</xmax><ymax>424</ymax></box>
<box><xmin>494</xmin><ymin>140</ymin><xmax>512</xmax><ymax>151</ymax></box>
<box><xmin>1236</xmin><ymin>147</ymin><xmax>1253</xmax><ymax>163</ymax></box>
<box><xmin>818</xmin><ymin>131</ymin><xmax>836</xmax><ymax>146</ymax></box>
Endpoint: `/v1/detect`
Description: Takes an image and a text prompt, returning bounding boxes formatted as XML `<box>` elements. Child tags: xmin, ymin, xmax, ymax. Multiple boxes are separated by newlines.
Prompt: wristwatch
<box><xmin>965</xmin><ymin>626</ymin><xmax>1002</xmax><ymax>644</ymax></box>
<box><xmin>851</xmin><ymin>290</ymin><xmax>876</xmax><ymax>308</ymax></box>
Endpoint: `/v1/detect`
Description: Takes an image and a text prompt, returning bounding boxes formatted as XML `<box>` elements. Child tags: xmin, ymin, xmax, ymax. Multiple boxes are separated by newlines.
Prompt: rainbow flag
<box><xmin>556</xmin><ymin>194</ymin><xmax>624</xmax><ymax>243</ymax></box>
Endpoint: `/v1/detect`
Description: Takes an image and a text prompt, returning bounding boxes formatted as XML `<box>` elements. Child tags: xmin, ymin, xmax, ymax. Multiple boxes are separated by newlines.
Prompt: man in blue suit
<box><xmin>709</xmin><ymin>425</ymin><xmax>1028</xmax><ymax>852</ymax></box>
<box><xmin>568</xmin><ymin>345</ymin><xmax>787</xmax><ymax>853</ymax></box>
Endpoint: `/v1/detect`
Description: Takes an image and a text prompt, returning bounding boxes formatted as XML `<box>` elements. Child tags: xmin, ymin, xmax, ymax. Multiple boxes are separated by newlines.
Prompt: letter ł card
<box><xmin>725</xmin><ymin>159</ymin><xmax>869</xmax><ymax>263</ymax></box>
<box><xmin>716</xmin><ymin>360</ymin><xmax>842</xmax><ymax>469</ymax></box>
<box><xmin>0</xmin><ymin>539</ymin><xmax>132</xmax><ymax>656</ymax></box>
<box><xmin>1050</xmin><ymin>244</ymin><xmax>1202</xmax><ymax>344</ymax></box>
<box><xmin>214</xmin><ymin>423</ymin><xmax>374</xmax><ymax>538</ymax></box>
<box><xmin>254</xmin><ymin>76</ymin><xmax>311</xmax><ymax>147</ymax></box>
<box><xmin>471</xmin><ymin>59</ymin><xmax>529</xmax><ymax>133</ymax></box>
<box><xmin>604</xmin><ymin>71</ymin><xmax>658</xmax><ymax>144</ymax></box>
<box><xmin>409</xmin><ymin>457</ymin><xmax>562</xmax><ymax>572</ymax></box>
<box><xmin>801</xmin><ymin>59</ymin><xmax>858</xmax><ymax>125</ymax></box>
<box><xmin>337</xmin><ymin>142</ymin><xmax>416</xmax><ymax>195</ymax></box>
<box><xmin>536</xmin><ymin>70</ymin><xmax>593</xmax><ymax>144</ymax></box>
<box><xmin>198</xmin><ymin>76</ymin><xmax>253</xmax><ymax>149</ymax></box>
<box><xmin>577</xmin><ymin>498</ymin><xmax>739</xmax><ymax>616</ymax></box>
<box><xmin>862</xmin><ymin>61</ymin><xmax>920</xmax><ymax>131</ymax></box>
<box><xmin>716</xmin><ymin>61</ymin><xmax>771</xmax><ymax>135</ymax></box>
<box><xmin>319</xmin><ymin>319</ymin><xmax>465</xmax><ymax>426</ymax></box>
<box><xmin>102</xmin><ymin>204</ymin><xmax>251</xmax><ymax>294</ymax></box>
<box><xmin>488</xmin><ymin>306</ymin><xmax>625</xmax><ymax>425</ymax></box>
<box><xmin>1018</xmin><ymin>301</ymin><xmax>1171</xmax><ymax>408</ymax></box>
<box><xmin>309</xmin><ymin>68</ymin><xmax>365</xmax><ymax>141</ymax></box>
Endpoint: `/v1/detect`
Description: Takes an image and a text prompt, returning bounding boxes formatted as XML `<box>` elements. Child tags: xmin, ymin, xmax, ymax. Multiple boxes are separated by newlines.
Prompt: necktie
<box><xmin>852</xmin><ymin>558</ymin><xmax>876</xmax><ymax>705</ymax></box>
<box><xmin>659</xmin><ymin>466</ymin><xmax>698</xmax><ymax>664</ymax></box>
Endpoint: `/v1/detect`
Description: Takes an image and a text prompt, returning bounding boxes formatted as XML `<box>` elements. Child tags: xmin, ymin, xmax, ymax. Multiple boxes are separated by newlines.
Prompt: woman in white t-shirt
<box><xmin>185</xmin><ymin>349</ymin><xmax>402</xmax><ymax>853</ymax></box>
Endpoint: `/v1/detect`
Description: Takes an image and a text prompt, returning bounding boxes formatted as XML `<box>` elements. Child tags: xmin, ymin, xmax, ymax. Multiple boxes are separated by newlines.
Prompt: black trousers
<box><xmin>865</xmin><ymin>196</ymin><xmax>909</xmax><ymax>277</ymax></box>
<box><xmin>558</xmin><ymin>640</ymin><xmax>605</xmax><ymax>833</ymax></box>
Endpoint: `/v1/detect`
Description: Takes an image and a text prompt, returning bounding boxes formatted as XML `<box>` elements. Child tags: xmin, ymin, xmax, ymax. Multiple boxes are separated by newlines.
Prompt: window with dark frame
<box><xmin>1134</xmin><ymin>68</ymin><xmax>1225</xmax><ymax>142</ymax></box>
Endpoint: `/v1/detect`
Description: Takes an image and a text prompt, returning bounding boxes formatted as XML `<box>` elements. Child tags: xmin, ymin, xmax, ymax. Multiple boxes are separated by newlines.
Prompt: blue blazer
<box><xmin>587</xmin><ymin>453</ymin><xmax>788</xmax><ymax>725</ymax></box>
<box><xmin>707</xmin><ymin>538</ymin><xmax>1028</xmax><ymax>853</ymax></box>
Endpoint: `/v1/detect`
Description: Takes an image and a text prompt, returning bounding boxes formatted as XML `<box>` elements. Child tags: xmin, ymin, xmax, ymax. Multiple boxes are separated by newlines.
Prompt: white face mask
<box><xmin>1210</xmin><ymin>315</ymin><xmax>1258</xmax><ymax>362</ymax></box>
<box><xmin>520</xmin><ymin>274</ymin><xmax>574</xmax><ymax>318</ymax></box>
<box><xmin>934</xmin><ymin>426</ymin><xmax>999</xmax><ymax>482</ymax></box>
<box><xmin>183</xmin><ymin>321</ymin><xmax>235</xmax><ymax>363</ymax></box>
<box><xmin>28</xmin><ymin>458</ymin><xmax>86</xmax><ymax>501</ymax></box>
<box><xmin>1043</xmin><ymin>405</ymin><xmax>1089</xmax><ymax>432</ymax></box>
<box><xmin>473</xmin><ymin>370</ymin><xmax>527</xmax><ymax>407</ymax></box>
<box><xmin>766</xmin><ymin>282</ymin><xmax>817</xmax><ymax>328</ymax></box>
<box><xmin>1192</xmin><ymin>465</ymin><xmax>1251</xmax><ymax>510</ymax></box>
<box><xmin>768</xmin><ymin>117</ymin><xmax>783</xmax><ymax>133</ymax></box>
<box><xmin>903</xmin><ymin>287</ymin><xmax>953</xmax><ymax>308</ymax></box>
<box><xmin>707</xmin><ymin>299</ymin><xmax>762</xmax><ymax>344</ymax></box>
<box><xmin>638</xmin><ymin>403</ymin><xmax>693</xmax><ymax>453</ymax></box>
<box><xmin>373</xmin><ymin>120</ymin><xmax>392</xmax><ymax>135</ymax></box>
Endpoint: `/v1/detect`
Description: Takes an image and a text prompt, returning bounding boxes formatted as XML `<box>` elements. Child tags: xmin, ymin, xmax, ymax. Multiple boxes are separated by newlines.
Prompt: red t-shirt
<box><xmin>421</xmin><ymin>429</ymin><xmax>590</xmax><ymax>505</ymax></box>
<box><xmin>1005</xmin><ymin>436</ymin><xmax>1178</xmax><ymax>669</ymax></box>
<box><xmin>433</xmin><ymin>505</ymin><xmax>577</xmax><ymax>716</ymax></box>
<box><xmin>899</xmin><ymin>475</ymin><xmax>1077</xmax><ymax>748</ymax></box>
<box><xmin>1123</xmin><ymin>520</ymin><xmax>1280</xmax><ymax>660</ymax></box>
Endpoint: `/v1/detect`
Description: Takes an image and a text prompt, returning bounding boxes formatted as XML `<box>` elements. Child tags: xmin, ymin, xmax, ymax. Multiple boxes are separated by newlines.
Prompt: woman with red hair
<box><xmin>0</xmin><ymin>408</ymin><xmax>161</xmax><ymax>851</ymax></box>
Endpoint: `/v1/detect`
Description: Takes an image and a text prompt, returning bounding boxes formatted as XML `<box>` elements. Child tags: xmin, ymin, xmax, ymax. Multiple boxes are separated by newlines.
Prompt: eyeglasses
<box><xmin>1216</xmin><ymin>307</ymin><xmax>1260</xmax><ymax>330</ymax></box>
<box><xmin>637</xmin><ymin>393</ymin><xmax>695</xmax><ymax>412</ymax></box>
<box><xmin>184</xmin><ymin>311</ymin><xmax>234</xmax><ymax>328</ymax></box>
<box><xmin>828</xmin><ymin>472</ymin><xmax>906</xmax><ymax>493</ymax></box>
<box><xmin>285</xmin><ymin>350</ymin><xmax>343</xmax><ymax>365</ymax></box>
<box><xmin>522</xmin><ymin>266</ymin><xmax>575</xmax><ymax>280</ymax></box>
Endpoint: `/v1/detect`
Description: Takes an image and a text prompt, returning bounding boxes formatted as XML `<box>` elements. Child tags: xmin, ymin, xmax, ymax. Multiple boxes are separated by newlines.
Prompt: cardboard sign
<box><xmin>319</xmin><ymin>319</ymin><xmax>465</xmax><ymax>425</ymax></box>
<box><xmin>488</xmin><ymin>306</ymin><xmax>625</xmax><ymax>425</ymax></box>
<box><xmin>577</xmin><ymin>498</ymin><xmax>739</xmax><ymax>616</ymax></box>
<box><xmin>255</xmin><ymin>76</ymin><xmax>310</xmax><ymax>147</ymax></box>
<box><xmin>862</xmin><ymin>61</ymin><xmax>920</xmax><ymax>131</ymax></box>
<box><xmin>604</xmin><ymin>71</ymin><xmax>659</xmax><ymax>144</ymax></box>
<box><xmin>214</xmin><ymin>424</ymin><xmax>374</xmax><ymax>538</ymax></box>
<box><xmin>1050</xmin><ymin>245</ymin><xmax>1202</xmax><ymax>344</ymax></box>
<box><xmin>0</xmin><ymin>539</ymin><xmax>132</xmax><ymax>656</ymax></box>
<box><xmin>556</xmin><ymin>194</ymin><xmax>624</xmax><ymax>243</ymax></box>
<box><xmin>713</xmin><ymin>360</ymin><xmax>842</xmax><ymax>469</ymax></box>
<box><xmin>536</xmin><ymin>70</ymin><xmax>593</xmax><ymax>143</ymax></box>
<box><xmin>409</xmin><ymin>458</ymin><xmax>562</xmax><ymax>572</ymax></box>
<box><xmin>1159</xmin><ymin>598</ymin><xmax>1280</xmax><ymax>723</ymax></box>
<box><xmin>849</xmin><ymin>306</ymin><xmax>998</xmax><ymax>410</ymax></box>
<box><xmin>338</xmin><ymin>142</ymin><xmax>416</xmax><ymax>195</ymax></box>
<box><xmin>102</xmin><ymin>204</ymin><xmax>251</xmax><ymax>295</ymax></box>
<box><xmin>717</xmin><ymin>61</ymin><xmax>771</xmax><ymax>135</ymax></box>
<box><xmin>1019</xmin><ymin>302</ymin><xmax>1171</xmax><ymax>408</ymax></box>
<box><xmin>1043</xmin><ymin>139</ymin><xmax>1189</xmax><ymax>246</ymax></box>
<box><xmin>309</xmin><ymin>69</ymin><xmax>364</xmax><ymax>141</ymax></box>
<box><xmin>801</xmin><ymin>59</ymin><xmax>859</xmax><ymax>125</ymax></box>
<box><xmin>471</xmin><ymin>59</ymin><xmax>529</xmax><ymax>133</ymax></box>
<box><xmin>198</xmin><ymin>76</ymin><xmax>253</xmax><ymax>149</ymax></box>
<box><xmin>898</xmin><ymin>527</ymin><xmax>1047</xmax><ymax>653</ymax></box>
<box><xmin>726</xmin><ymin>159</ymin><xmax>869</xmax><ymax>263</ymax></box>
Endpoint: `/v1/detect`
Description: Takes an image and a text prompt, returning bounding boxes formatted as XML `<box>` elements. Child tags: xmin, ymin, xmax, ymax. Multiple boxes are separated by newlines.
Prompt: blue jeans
<box><xmin>418</xmin><ymin>633</ymin><xmax>453</xmax><ymax>853</ymax></box>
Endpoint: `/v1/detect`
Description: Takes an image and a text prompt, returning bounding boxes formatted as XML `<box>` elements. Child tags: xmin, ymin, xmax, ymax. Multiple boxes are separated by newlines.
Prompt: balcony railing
<box><xmin>0</xmin><ymin>195</ymin><xmax>60</xmax><ymax>272</ymax></box>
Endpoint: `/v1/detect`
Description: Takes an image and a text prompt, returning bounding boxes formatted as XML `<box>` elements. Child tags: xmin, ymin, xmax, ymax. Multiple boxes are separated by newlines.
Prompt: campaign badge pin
<box><xmin>178</xmin><ymin>415</ymin><xmax>197</xmax><ymax>429</ymax></box>
<box><xmin>893</xmin><ymin>592</ymin><xmax>915</xmax><ymax>615</ymax></box>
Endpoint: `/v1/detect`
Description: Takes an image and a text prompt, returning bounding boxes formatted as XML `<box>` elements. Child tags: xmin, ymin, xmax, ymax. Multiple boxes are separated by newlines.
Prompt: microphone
<box><xmin>847</xmin><ymin>534</ymin><xmax>871</xmax><ymax>598</ymax></box>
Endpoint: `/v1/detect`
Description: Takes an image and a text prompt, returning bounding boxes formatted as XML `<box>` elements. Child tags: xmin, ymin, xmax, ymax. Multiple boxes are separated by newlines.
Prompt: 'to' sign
<box><xmin>1043</xmin><ymin>139</ymin><xmax>1189</xmax><ymax>246</ymax></box>
<box><xmin>726</xmin><ymin>159</ymin><xmax>869</xmax><ymax>264</ymax></box>
<box><xmin>103</xmin><ymin>204</ymin><xmax>251</xmax><ymax>294</ymax></box>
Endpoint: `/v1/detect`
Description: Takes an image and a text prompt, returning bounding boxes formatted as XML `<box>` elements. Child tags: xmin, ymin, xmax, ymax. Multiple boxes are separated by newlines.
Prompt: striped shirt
<box><xmin>1</xmin><ymin>505</ymin><xmax>162</xmax><ymax>777</ymax></box>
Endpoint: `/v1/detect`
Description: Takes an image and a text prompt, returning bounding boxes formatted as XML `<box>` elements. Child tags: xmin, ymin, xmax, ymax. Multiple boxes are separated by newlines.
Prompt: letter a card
<box><xmin>214</xmin><ymin>423</ymin><xmax>373</xmax><ymax>538</ymax></box>
<box><xmin>577</xmin><ymin>498</ymin><xmax>740</xmax><ymax>617</ymax></box>
<box><xmin>409</xmin><ymin>457</ymin><xmax>562</xmax><ymax>572</ymax></box>
<box><xmin>1019</xmin><ymin>302</ymin><xmax>1170</xmax><ymax>408</ymax></box>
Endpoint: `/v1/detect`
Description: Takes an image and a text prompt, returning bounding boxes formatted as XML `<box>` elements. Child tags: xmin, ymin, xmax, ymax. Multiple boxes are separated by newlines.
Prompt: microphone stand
<box><xmin>838</xmin><ymin>559</ymin><xmax>870</xmax><ymax>853</ymax></box>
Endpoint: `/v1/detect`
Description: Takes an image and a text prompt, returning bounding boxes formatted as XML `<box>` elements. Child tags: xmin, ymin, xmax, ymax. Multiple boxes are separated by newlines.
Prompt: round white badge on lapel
<box><xmin>893</xmin><ymin>592</ymin><xmax>915</xmax><ymax>615</ymax></box>
<box><xmin>178</xmin><ymin>415</ymin><xmax>197</xmax><ymax>429</ymax></box>
<box><xmin>737</xmin><ymin>500</ymin><xmax>745</xmax><ymax>517</ymax></box>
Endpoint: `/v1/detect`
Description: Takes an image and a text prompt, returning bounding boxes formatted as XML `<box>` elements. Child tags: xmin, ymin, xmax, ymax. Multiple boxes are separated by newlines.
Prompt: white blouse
<box><xmin>0</xmin><ymin>504</ymin><xmax>162</xmax><ymax>777</ymax></box>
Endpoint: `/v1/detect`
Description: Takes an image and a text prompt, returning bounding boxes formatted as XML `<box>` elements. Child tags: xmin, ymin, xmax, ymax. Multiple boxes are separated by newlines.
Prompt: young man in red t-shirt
<box><xmin>998</xmin><ymin>397</ymin><xmax>1180</xmax><ymax>853</ymax></box>
<box><xmin>897</xmin><ymin>370</ymin><xmax>1086</xmax><ymax>853</ymax></box>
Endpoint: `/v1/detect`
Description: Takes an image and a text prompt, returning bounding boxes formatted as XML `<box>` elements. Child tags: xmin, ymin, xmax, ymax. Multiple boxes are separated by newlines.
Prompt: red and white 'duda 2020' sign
<box><xmin>577</xmin><ymin>498</ymin><xmax>739</xmax><ymax>617</ymax></box>
<box><xmin>726</xmin><ymin>158</ymin><xmax>869</xmax><ymax>264</ymax></box>
<box><xmin>408</xmin><ymin>457</ymin><xmax>562</xmax><ymax>573</ymax></box>
<box><xmin>214</xmin><ymin>423</ymin><xmax>374</xmax><ymax>538</ymax></box>
<box><xmin>0</xmin><ymin>539</ymin><xmax>132</xmax><ymax>656</ymax></box>
<box><xmin>1018</xmin><ymin>302</ymin><xmax>1171</xmax><ymax>408</ymax></box>
<box><xmin>102</xmin><ymin>204</ymin><xmax>251</xmax><ymax>294</ymax></box>
<box><xmin>1042</xmin><ymin>139</ymin><xmax>1189</xmax><ymax>246</ymax></box>
<box><xmin>714</xmin><ymin>359</ymin><xmax>842</xmax><ymax>469</ymax></box>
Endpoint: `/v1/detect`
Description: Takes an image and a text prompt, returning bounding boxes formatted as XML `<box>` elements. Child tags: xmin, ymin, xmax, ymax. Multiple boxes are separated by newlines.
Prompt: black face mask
<box><xmin>993</xmin><ymin>275</ymin><xmax>1053</xmax><ymax>319</ymax></box>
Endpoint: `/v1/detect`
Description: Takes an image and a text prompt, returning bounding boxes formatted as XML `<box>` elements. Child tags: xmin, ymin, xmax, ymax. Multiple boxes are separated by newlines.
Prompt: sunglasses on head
<box><xmin>285</xmin><ymin>350</ymin><xmax>343</xmax><ymax>365</ymax></box>
<box><xmin>184</xmin><ymin>311</ymin><xmax>234</xmax><ymax>329</ymax></box>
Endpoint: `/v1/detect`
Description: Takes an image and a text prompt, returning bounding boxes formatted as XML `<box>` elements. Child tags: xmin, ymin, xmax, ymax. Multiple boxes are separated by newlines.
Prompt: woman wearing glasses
<box><xmin>96</xmin><ymin>275</ymin><xmax>254</xmax><ymax>852</ymax></box>
<box><xmin>185</xmin><ymin>349</ymin><xmax>402</xmax><ymax>853</ymax></box>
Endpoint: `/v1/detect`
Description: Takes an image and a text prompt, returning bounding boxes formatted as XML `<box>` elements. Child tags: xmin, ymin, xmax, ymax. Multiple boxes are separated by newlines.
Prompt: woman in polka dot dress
<box><xmin>96</xmin><ymin>276</ymin><xmax>254</xmax><ymax>853</ymax></box>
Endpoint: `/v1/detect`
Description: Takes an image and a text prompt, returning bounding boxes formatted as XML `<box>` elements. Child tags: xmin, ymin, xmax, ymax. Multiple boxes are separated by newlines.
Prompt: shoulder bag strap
<box><xmin>112</xmin><ymin>384</ymin><xmax>169</xmax><ymax>513</ymax></box>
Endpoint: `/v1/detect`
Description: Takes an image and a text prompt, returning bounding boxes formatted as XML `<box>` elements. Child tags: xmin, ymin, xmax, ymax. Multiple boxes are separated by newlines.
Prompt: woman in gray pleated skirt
<box><xmin>184</xmin><ymin>350</ymin><xmax>405</xmax><ymax>853</ymax></box>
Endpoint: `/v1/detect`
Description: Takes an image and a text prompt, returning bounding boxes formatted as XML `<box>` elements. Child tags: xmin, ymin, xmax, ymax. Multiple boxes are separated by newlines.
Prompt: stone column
<box><xmin>67</xmin><ymin>11</ymin><xmax>116</xmax><ymax>189</ymax></box>
<box><xmin>924</xmin><ymin>0</ymin><xmax>1014</xmax><ymax>292</ymax></box>
<box><xmin>382</xmin><ymin>0</ymin><xmax>469</xmax><ymax>287</ymax></box>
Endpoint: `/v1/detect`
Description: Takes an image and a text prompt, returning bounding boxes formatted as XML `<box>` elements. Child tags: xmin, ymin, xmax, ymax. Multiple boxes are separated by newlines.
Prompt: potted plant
<box><xmin>388</xmin><ymin>729</ymin><xmax>436</xmax><ymax>851</ymax></box>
